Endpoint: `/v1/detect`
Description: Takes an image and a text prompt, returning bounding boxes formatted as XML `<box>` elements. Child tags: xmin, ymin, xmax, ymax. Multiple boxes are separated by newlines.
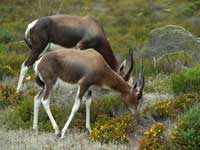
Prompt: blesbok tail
<box><xmin>24</xmin><ymin>19</ymin><xmax>38</xmax><ymax>49</ymax></box>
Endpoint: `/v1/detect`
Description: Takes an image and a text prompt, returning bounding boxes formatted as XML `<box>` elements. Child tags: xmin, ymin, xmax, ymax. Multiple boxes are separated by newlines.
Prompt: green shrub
<box><xmin>0</xmin><ymin>65</ymin><xmax>16</xmax><ymax>79</ymax></box>
<box><xmin>89</xmin><ymin>114</ymin><xmax>134</xmax><ymax>144</ymax></box>
<box><xmin>171</xmin><ymin>103</ymin><xmax>200</xmax><ymax>150</ymax></box>
<box><xmin>4</xmin><ymin>95</ymin><xmax>128</xmax><ymax>132</ymax></box>
<box><xmin>172</xmin><ymin>65</ymin><xmax>200</xmax><ymax>94</ymax></box>
<box><xmin>0</xmin><ymin>44</ymin><xmax>9</xmax><ymax>53</ymax></box>
<box><xmin>0</xmin><ymin>53</ymin><xmax>27</xmax><ymax>79</ymax></box>
<box><xmin>4</xmin><ymin>98</ymin><xmax>69</xmax><ymax>131</ymax></box>
<box><xmin>0</xmin><ymin>53</ymin><xmax>26</xmax><ymax>70</ymax></box>
<box><xmin>5</xmin><ymin>98</ymin><xmax>33</xmax><ymax>129</ymax></box>
<box><xmin>0</xmin><ymin>28</ymin><xmax>12</xmax><ymax>43</ymax></box>
<box><xmin>142</xmin><ymin>93</ymin><xmax>200</xmax><ymax>120</ymax></box>
<box><xmin>139</xmin><ymin>122</ymin><xmax>166</xmax><ymax>150</ymax></box>
<box><xmin>176</xmin><ymin>3</ymin><xmax>198</xmax><ymax>18</ymax></box>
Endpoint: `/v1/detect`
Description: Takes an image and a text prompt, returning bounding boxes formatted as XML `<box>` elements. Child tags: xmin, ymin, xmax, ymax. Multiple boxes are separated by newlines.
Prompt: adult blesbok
<box><xmin>33</xmin><ymin>48</ymin><xmax>144</xmax><ymax>138</ymax></box>
<box><xmin>17</xmin><ymin>15</ymin><xmax>130</xmax><ymax>93</ymax></box>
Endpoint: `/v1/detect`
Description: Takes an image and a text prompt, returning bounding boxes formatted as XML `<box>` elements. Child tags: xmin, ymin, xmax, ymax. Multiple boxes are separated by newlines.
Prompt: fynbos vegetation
<box><xmin>0</xmin><ymin>0</ymin><xmax>200</xmax><ymax>149</ymax></box>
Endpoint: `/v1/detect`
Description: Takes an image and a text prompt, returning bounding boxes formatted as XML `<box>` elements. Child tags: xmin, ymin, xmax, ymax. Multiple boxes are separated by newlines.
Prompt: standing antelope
<box><xmin>33</xmin><ymin>48</ymin><xmax>144</xmax><ymax>138</ymax></box>
<box><xmin>17</xmin><ymin>15</ymin><xmax>129</xmax><ymax>93</ymax></box>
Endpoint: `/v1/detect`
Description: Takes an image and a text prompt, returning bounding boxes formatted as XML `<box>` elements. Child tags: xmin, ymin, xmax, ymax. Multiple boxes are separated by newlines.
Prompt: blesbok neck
<box><xmin>105</xmin><ymin>70</ymin><xmax>131</xmax><ymax>94</ymax></box>
<box><xmin>99</xmin><ymin>40</ymin><xmax>118</xmax><ymax>71</ymax></box>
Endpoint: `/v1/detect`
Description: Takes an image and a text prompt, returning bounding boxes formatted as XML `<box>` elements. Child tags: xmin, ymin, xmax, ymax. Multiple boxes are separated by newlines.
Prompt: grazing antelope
<box><xmin>33</xmin><ymin>48</ymin><xmax>144</xmax><ymax>139</ymax></box>
<box><xmin>17</xmin><ymin>15</ymin><xmax>128</xmax><ymax>93</ymax></box>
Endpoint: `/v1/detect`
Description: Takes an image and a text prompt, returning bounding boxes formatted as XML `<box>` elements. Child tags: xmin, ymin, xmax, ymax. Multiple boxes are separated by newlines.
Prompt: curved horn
<box><xmin>131</xmin><ymin>61</ymin><xmax>144</xmax><ymax>93</ymax></box>
<box><xmin>138</xmin><ymin>62</ymin><xmax>144</xmax><ymax>90</ymax></box>
<box><xmin>118</xmin><ymin>60</ymin><xmax>126</xmax><ymax>76</ymax></box>
<box><xmin>123</xmin><ymin>49</ymin><xmax>134</xmax><ymax>81</ymax></box>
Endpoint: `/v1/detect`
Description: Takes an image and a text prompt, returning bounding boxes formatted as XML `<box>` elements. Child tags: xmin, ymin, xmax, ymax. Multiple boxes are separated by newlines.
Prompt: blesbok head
<box><xmin>132</xmin><ymin>63</ymin><xmax>145</xmax><ymax>111</ymax></box>
<box><xmin>121</xmin><ymin>59</ymin><xmax>145</xmax><ymax>120</ymax></box>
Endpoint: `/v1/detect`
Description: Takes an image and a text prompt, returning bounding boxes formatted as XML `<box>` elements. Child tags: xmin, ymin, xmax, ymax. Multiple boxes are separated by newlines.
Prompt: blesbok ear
<box><xmin>131</xmin><ymin>62</ymin><xmax>145</xmax><ymax>99</ymax></box>
<box><xmin>118</xmin><ymin>60</ymin><xmax>126</xmax><ymax>76</ymax></box>
<box><xmin>123</xmin><ymin>49</ymin><xmax>134</xmax><ymax>81</ymax></box>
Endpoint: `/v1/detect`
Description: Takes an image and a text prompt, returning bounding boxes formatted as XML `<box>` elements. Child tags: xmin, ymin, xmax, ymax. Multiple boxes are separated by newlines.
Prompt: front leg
<box><xmin>85</xmin><ymin>90</ymin><xmax>92</xmax><ymax>133</ymax></box>
<box><xmin>61</xmin><ymin>86</ymin><xmax>82</xmax><ymax>139</ymax></box>
<box><xmin>61</xmin><ymin>85</ymin><xmax>89</xmax><ymax>139</ymax></box>
<box><xmin>16</xmin><ymin>62</ymin><xmax>29</xmax><ymax>93</ymax></box>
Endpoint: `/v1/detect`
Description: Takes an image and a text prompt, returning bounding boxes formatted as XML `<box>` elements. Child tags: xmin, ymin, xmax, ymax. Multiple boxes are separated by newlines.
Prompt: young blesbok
<box><xmin>33</xmin><ymin>48</ymin><xmax>144</xmax><ymax>138</ymax></box>
<box><xmin>17</xmin><ymin>15</ymin><xmax>129</xmax><ymax>93</ymax></box>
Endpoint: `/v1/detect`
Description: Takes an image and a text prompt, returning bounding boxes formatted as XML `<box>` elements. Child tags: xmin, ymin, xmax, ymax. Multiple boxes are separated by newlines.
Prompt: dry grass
<box><xmin>0</xmin><ymin>129</ymin><xmax>133</xmax><ymax>150</ymax></box>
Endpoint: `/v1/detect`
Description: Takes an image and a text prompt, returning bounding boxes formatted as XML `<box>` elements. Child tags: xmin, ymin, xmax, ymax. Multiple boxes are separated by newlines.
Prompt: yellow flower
<box><xmin>152</xmin><ymin>132</ymin><xmax>157</xmax><ymax>137</ymax></box>
<box><xmin>26</xmin><ymin>75</ymin><xmax>31</xmax><ymax>80</ymax></box>
<box><xmin>144</xmin><ymin>131</ymin><xmax>149</xmax><ymax>136</ymax></box>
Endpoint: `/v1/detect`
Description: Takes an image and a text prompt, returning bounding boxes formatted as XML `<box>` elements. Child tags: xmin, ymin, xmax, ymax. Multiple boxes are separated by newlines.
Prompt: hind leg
<box><xmin>41</xmin><ymin>84</ymin><xmax>59</xmax><ymax>135</ymax></box>
<box><xmin>85</xmin><ymin>90</ymin><xmax>92</xmax><ymax>133</ymax></box>
<box><xmin>61</xmin><ymin>85</ymin><xmax>89</xmax><ymax>138</ymax></box>
<box><xmin>33</xmin><ymin>88</ymin><xmax>45</xmax><ymax>131</ymax></box>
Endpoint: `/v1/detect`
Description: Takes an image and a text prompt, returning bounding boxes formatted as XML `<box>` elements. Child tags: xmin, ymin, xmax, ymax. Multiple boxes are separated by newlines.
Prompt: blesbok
<box><xmin>17</xmin><ymin>15</ymin><xmax>129</xmax><ymax>93</ymax></box>
<box><xmin>33</xmin><ymin>48</ymin><xmax>144</xmax><ymax>138</ymax></box>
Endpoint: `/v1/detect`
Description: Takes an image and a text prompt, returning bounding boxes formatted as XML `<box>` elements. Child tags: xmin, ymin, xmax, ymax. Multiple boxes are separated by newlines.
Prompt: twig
<box><xmin>56</xmin><ymin>0</ymin><xmax>64</xmax><ymax>15</ymax></box>
<box><xmin>153</xmin><ymin>51</ymin><xmax>190</xmax><ymax>67</ymax></box>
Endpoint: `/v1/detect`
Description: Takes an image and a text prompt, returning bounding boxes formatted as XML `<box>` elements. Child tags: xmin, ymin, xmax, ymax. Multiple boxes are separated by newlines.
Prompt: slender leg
<box><xmin>33</xmin><ymin>89</ymin><xmax>44</xmax><ymax>131</ymax></box>
<box><xmin>41</xmin><ymin>86</ymin><xmax>59</xmax><ymax>135</ymax></box>
<box><xmin>85</xmin><ymin>91</ymin><xmax>92</xmax><ymax>133</ymax></box>
<box><xmin>16</xmin><ymin>62</ymin><xmax>29</xmax><ymax>93</ymax></box>
<box><xmin>17</xmin><ymin>36</ymin><xmax>48</xmax><ymax>93</ymax></box>
<box><xmin>61</xmin><ymin>86</ymin><xmax>82</xmax><ymax>139</ymax></box>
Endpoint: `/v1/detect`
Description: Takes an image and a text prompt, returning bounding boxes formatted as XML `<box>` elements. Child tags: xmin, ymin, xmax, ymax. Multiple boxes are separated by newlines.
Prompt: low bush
<box><xmin>0</xmin><ymin>65</ymin><xmax>16</xmax><ymax>79</ymax></box>
<box><xmin>63</xmin><ymin>96</ymin><xmax>127</xmax><ymax>130</ymax></box>
<box><xmin>89</xmin><ymin>114</ymin><xmax>134</xmax><ymax>144</ymax></box>
<box><xmin>145</xmin><ymin>73</ymin><xmax>173</xmax><ymax>94</ymax></box>
<box><xmin>0</xmin><ymin>53</ymin><xmax>26</xmax><ymax>79</ymax></box>
<box><xmin>176</xmin><ymin>2</ymin><xmax>199</xmax><ymax>18</ymax></box>
<box><xmin>139</xmin><ymin>122</ymin><xmax>166</xmax><ymax>150</ymax></box>
<box><xmin>0</xmin><ymin>52</ymin><xmax>26</xmax><ymax>70</ymax></box>
<box><xmin>4</xmin><ymin>97</ymin><xmax>69</xmax><ymax>131</ymax></box>
<box><xmin>3</xmin><ymin>94</ymin><xmax>129</xmax><ymax>132</ymax></box>
<box><xmin>0</xmin><ymin>85</ymin><xmax>25</xmax><ymax>107</ymax></box>
<box><xmin>172</xmin><ymin>65</ymin><xmax>200</xmax><ymax>94</ymax></box>
<box><xmin>0</xmin><ymin>28</ymin><xmax>12</xmax><ymax>43</ymax></box>
<box><xmin>170</xmin><ymin>103</ymin><xmax>200</xmax><ymax>150</ymax></box>
<box><xmin>142</xmin><ymin>93</ymin><xmax>200</xmax><ymax>120</ymax></box>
